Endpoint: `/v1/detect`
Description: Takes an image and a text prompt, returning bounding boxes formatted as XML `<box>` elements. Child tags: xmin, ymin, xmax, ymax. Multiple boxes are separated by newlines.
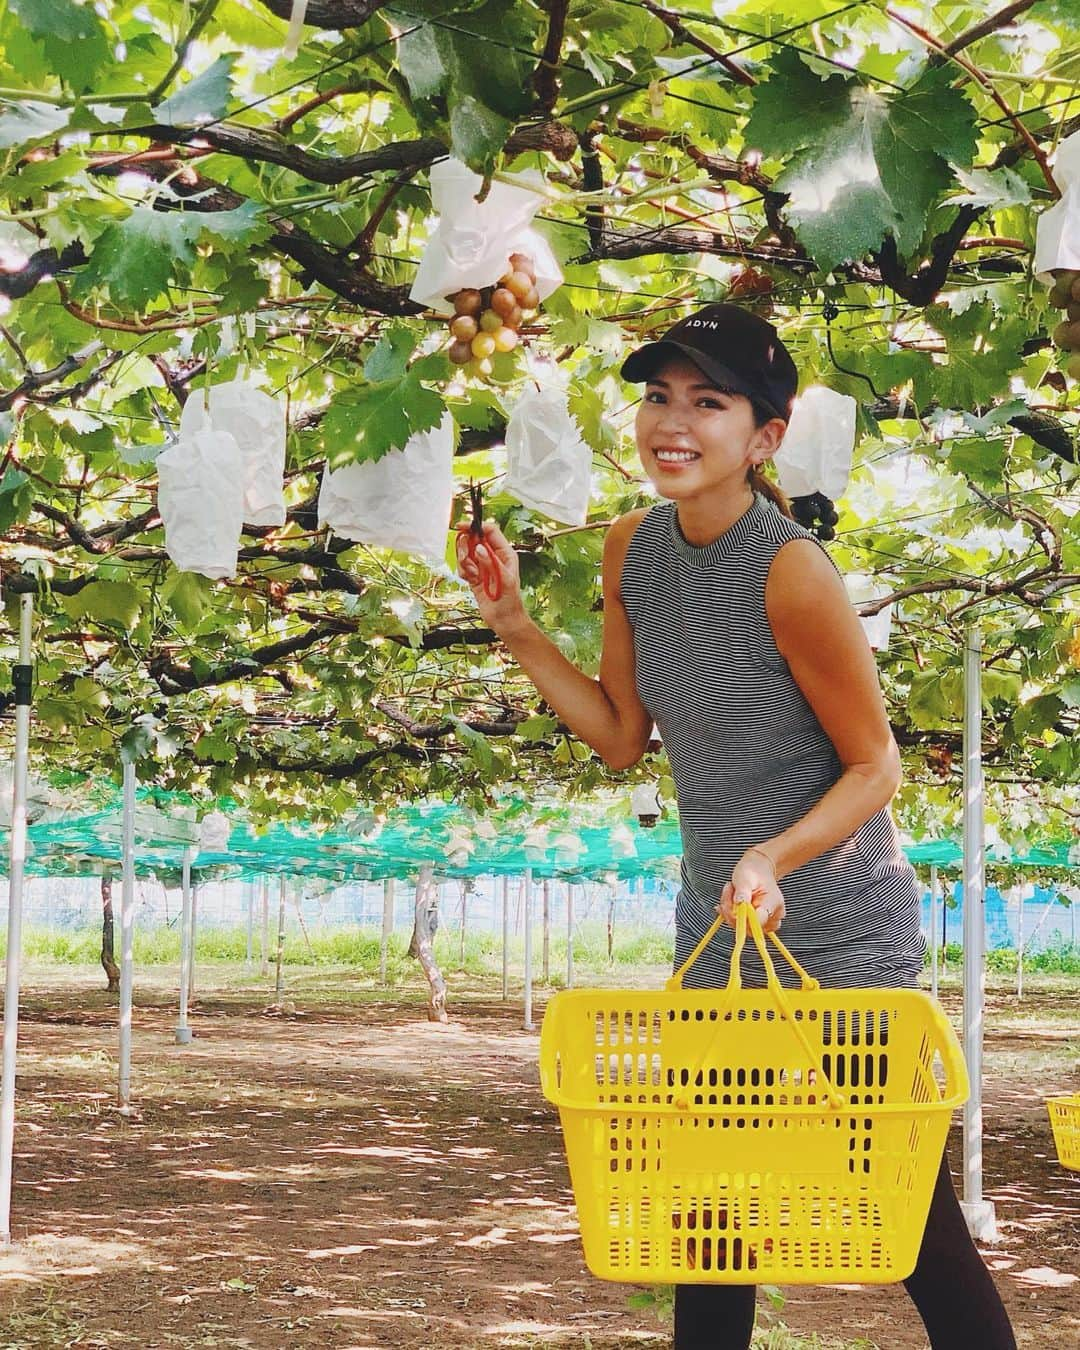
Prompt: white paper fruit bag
<box><xmin>773</xmin><ymin>384</ymin><xmax>856</xmax><ymax>499</ymax></box>
<box><xmin>157</xmin><ymin>428</ymin><xmax>244</xmax><ymax>579</ymax></box>
<box><xmin>845</xmin><ymin>572</ymin><xmax>892</xmax><ymax>652</ymax></box>
<box><xmin>179</xmin><ymin>378</ymin><xmax>286</xmax><ymax>526</ymax></box>
<box><xmin>505</xmin><ymin>386</ymin><xmax>591</xmax><ymax>525</ymax></box>
<box><xmin>317</xmin><ymin>414</ymin><xmax>455</xmax><ymax>564</ymax></box>
<box><xmin>1035</xmin><ymin>130</ymin><xmax>1080</xmax><ymax>282</ymax></box>
<box><xmin>409</xmin><ymin>158</ymin><xmax>562</xmax><ymax>314</ymax></box>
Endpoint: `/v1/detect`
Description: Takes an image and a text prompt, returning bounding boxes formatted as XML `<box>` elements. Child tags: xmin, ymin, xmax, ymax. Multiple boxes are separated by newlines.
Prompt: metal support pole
<box><xmin>541</xmin><ymin>879</ymin><xmax>550</xmax><ymax>984</ymax></box>
<box><xmin>0</xmin><ymin>593</ymin><xmax>33</xmax><ymax>1244</ymax></box>
<box><xmin>961</xmin><ymin>625</ymin><xmax>996</xmax><ymax>1240</ymax></box>
<box><xmin>929</xmin><ymin>864</ymin><xmax>939</xmax><ymax>999</ymax></box>
<box><xmin>187</xmin><ymin>881</ymin><xmax>198</xmax><ymax>1003</ymax></box>
<box><xmin>566</xmin><ymin>882</ymin><xmax>575</xmax><ymax>989</ymax></box>
<box><xmin>118</xmin><ymin>757</ymin><xmax>136</xmax><ymax>1111</ymax></box>
<box><xmin>260</xmin><ymin>877</ymin><xmax>269</xmax><ymax>977</ymax></box>
<box><xmin>175</xmin><ymin>848</ymin><xmax>194</xmax><ymax>1045</ymax></box>
<box><xmin>1016</xmin><ymin>886</ymin><xmax>1025</xmax><ymax>1001</ymax></box>
<box><xmin>501</xmin><ymin>875</ymin><xmax>509</xmax><ymax>1001</ymax></box>
<box><xmin>274</xmin><ymin>876</ymin><xmax>287</xmax><ymax>1002</ymax></box>
<box><xmin>380</xmin><ymin>876</ymin><xmax>395</xmax><ymax>985</ymax></box>
<box><xmin>523</xmin><ymin>869</ymin><xmax>533</xmax><ymax>1031</ymax></box>
<box><xmin>245</xmin><ymin>881</ymin><xmax>254</xmax><ymax>965</ymax></box>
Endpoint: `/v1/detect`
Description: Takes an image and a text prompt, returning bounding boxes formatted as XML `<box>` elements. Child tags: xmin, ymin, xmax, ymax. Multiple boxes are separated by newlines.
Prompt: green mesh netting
<box><xmin>9</xmin><ymin>779</ymin><xmax>1077</xmax><ymax>884</ymax></box>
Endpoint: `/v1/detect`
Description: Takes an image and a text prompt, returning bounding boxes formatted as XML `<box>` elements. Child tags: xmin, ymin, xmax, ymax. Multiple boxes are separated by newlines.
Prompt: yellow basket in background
<box><xmin>1047</xmin><ymin>1094</ymin><xmax>1080</xmax><ymax>1170</ymax></box>
<box><xmin>540</xmin><ymin>903</ymin><xmax>969</xmax><ymax>1285</ymax></box>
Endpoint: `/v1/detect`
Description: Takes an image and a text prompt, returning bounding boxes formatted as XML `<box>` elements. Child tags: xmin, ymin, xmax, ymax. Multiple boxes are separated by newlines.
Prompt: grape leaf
<box><xmin>744</xmin><ymin>54</ymin><xmax>977</xmax><ymax>269</ymax></box>
<box><xmin>364</xmin><ymin>324</ymin><xmax>420</xmax><ymax>383</ymax></box>
<box><xmin>197</xmin><ymin>202</ymin><xmax>271</xmax><ymax>247</ymax></box>
<box><xmin>0</xmin><ymin>100</ymin><xmax>70</xmax><ymax>149</ymax></box>
<box><xmin>61</xmin><ymin>579</ymin><xmax>143</xmax><ymax>631</ymax></box>
<box><xmin>163</xmin><ymin>570</ymin><xmax>213</xmax><ymax>630</ymax></box>
<box><xmin>153</xmin><ymin>54</ymin><xmax>236</xmax><ymax>126</ymax></box>
<box><xmin>322</xmin><ymin>371</ymin><xmax>444</xmax><ymax>467</ymax></box>
<box><xmin>0</xmin><ymin>468</ymin><xmax>30</xmax><ymax>533</ymax></box>
<box><xmin>390</xmin><ymin>0</ymin><xmax>536</xmax><ymax>172</ymax></box>
<box><xmin>449</xmin><ymin>98</ymin><xmax>515</xmax><ymax>175</ymax></box>
<box><xmin>927</xmin><ymin>304</ymin><xmax>1028</xmax><ymax>409</ymax></box>
<box><xmin>78</xmin><ymin>208</ymin><xmax>202</xmax><ymax>308</ymax></box>
<box><xmin>9</xmin><ymin>0</ymin><xmax>111</xmax><ymax>92</ymax></box>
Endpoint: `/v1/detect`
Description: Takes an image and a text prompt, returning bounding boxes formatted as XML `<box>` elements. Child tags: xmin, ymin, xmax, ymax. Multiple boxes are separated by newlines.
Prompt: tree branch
<box><xmin>641</xmin><ymin>1</ymin><xmax>756</xmax><ymax>86</ymax></box>
<box><xmin>0</xmin><ymin>340</ymin><xmax>104</xmax><ymax>413</ymax></box>
<box><xmin>255</xmin><ymin>0</ymin><xmax>387</xmax><ymax>25</ymax></box>
<box><xmin>875</xmin><ymin>205</ymin><xmax>982</xmax><ymax>306</ymax></box>
<box><xmin>150</xmin><ymin>622</ymin><xmax>352</xmax><ymax>695</ymax></box>
<box><xmin>928</xmin><ymin>1</ymin><xmax>1038</xmax><ymax>65</ymax></box>
<box><xmin>88</xmin><ymin>156</ymin><xmax>419</xmax><ymax>314</ymax></box>
<box><xmin>0</xmin><ymin>241</ymin><xmax>87</xmax><ymax>301</ymax></box>
<box><xmin>533</xmin><ymin>0</ymin><xmax>571</xmax><ymax>113</ymax></box>
<box><xmin>134</xmin><ymin>125</ymin><xmax>447</xmax><ymax>185</ymax></box>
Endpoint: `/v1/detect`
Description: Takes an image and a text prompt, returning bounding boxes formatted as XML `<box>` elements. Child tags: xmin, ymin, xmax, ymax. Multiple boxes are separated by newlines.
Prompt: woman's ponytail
<box><xmin>747</xmin><ymin>464</ymin><xmax>792</xmax><ymax>519</ymax></box>
<box><xmin>747</xmin><ymin>464</ymin><xmax>838</xmax><ymax>542</ymax></box>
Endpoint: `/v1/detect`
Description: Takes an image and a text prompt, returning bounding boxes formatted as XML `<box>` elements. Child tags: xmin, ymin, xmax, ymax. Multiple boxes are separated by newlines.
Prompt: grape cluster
<box><xmin>446</xmin><ymin>252</ymin><xmax>538</xmax><ymax>377</ymax></box>
<box><xmin>1047</xmin><ymin>269</ymin><xmax>1080</xmax><ymax>381</ymax></box>
<box><xmin>791</xmin><ymin>490</ymin><xmax>839</xmax><ymax>542</ymax></box>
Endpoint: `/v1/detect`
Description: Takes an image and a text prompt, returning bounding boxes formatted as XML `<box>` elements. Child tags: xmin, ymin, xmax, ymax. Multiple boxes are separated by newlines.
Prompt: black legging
<box><xmin>673</xmin><ymin>1153</ymin><xmax>1017</xmax><ymax>1349</ymax></box>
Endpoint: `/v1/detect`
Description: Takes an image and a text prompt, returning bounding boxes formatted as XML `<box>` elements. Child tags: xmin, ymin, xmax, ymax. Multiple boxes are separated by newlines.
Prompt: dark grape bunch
<box><xmin>446</xmin><ymin>252</ymin><xmax>538</xmax><ymax>377</ymax></box>
<box><xmin>791</xmin><ymin>490</ymin><xmax>839</xmax><ymax>542</ymax></box>
<box><xmin>1046</xmin><ymin>268</ymin><xmax>1080</xmax><ymax>381</ymax></box>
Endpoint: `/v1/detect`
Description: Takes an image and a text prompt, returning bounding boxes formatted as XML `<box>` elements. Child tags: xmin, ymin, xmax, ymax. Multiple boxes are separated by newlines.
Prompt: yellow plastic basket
<box><xmin>540</xmin><ymin>903</ymin><xmax>969</xmax><ymax>1285</ymax></box>
<box><xmin>1047</xmin><ymin>1094</ymin><xmax>1080</xmax><ymax>1171</ymax></box>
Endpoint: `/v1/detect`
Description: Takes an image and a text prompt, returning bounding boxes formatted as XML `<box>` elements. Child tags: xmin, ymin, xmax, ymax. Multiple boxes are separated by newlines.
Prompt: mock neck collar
<box><xmin>669</xmin><ymin>491</ymin><xmax>767</xmax><ymax>567</ymax></box>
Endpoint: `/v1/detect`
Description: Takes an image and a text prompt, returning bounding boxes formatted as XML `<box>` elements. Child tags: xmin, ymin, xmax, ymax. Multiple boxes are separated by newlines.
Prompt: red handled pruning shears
<box><xmin>466</xmin><ymin>481</ymin><xmax>503</xmax><ymax>601</ymax></box>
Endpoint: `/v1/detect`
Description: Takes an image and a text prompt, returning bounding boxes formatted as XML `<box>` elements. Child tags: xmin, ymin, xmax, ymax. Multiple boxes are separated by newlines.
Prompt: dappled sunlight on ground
<box><xmin>0</xmin><ymin>965</ymin><xmax>1073</xmax><ymax>1347</ymax></box>
<box><xmin>0</xmin><ymin>1232</ymin><xmax>143</xmax><ymax>1283</ymax></box>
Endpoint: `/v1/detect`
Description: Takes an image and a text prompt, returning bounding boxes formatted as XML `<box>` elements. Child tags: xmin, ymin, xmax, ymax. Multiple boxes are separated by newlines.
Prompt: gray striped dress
<box><xmin>621</xmin><ymin>491</ymin><xmax>925</xmax><ymax>991</ymax></box>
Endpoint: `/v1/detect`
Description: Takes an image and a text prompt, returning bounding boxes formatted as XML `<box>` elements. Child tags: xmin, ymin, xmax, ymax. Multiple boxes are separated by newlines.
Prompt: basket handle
<box><xmin>666</xmin><ymin>901</ymin><xmax>821</xmax><ymax>994</ymax></box>
<box><xmin>667</xmin><ymin>902</ymin><xmax>846</xmax><ymax>1112</ymax></box>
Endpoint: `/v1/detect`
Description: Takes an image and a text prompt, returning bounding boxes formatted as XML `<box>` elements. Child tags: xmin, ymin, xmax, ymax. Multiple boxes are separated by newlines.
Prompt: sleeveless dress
<box><xmin>620</xmin><ymin>491</ymin><xmax>925</xmax><ymax>991</ymax></box>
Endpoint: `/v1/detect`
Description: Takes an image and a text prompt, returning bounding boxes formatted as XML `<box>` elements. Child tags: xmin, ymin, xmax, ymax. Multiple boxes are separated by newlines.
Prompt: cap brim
<box><xmin>621</xmin><ymin>341</ymin><xmax>785</xmax><ymax>420</ymax></box>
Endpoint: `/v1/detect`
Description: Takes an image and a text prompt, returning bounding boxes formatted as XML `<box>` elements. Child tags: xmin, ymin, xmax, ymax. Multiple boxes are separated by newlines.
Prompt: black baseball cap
<box><xmin>620</xmin><ymin>303</ymin><xmax>798</xmax><ymax>422</ymax></box>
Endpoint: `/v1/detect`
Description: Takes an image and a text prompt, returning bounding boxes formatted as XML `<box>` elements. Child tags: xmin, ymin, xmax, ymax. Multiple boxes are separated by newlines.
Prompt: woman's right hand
<box><xmin>455</xmin><ymin>519</ymin><xmax>528</xmax><ymax>634</ymax></box>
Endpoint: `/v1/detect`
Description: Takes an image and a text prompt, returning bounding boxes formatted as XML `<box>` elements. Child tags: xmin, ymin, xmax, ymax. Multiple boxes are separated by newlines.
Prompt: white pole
<box><xmin>0</xmin><ymin>593</ymin><xmax>33</xmax><ymax>1244</ymax></box>
<box><xmin>274</xmin><ymin>876</ymin><xmax>287</xmax><ymax>1002</ymax></box>
<box><xmin>176</xmin><ymin>849</ymin><xmax>194</xmax><ymax>1045</ymax></box>
<box><xmin>542</xmin><ymin>879</ymin><xmax>550</xmax><ymax>983</ymax></box>
<box><xmin>501</xmin><ymin>875</ymin><xmax>509</xmax><ymax>1001</ymax></box>
<box><xmin>260</xmin><ymin>877</ymin><xmax>269</xmax><ymax>978</ymax></box>
<box><xmin>245</xmin><ymin>881</ymin><xmax>254</xmax><ymax>965</ymax></box>
<box><xmin>961</xmin><ymin>625</ymin><xmax>996</xmax><ymax>1240</ymax></box>
<box><xmin>380</xmin><ymin>876</ymin><xmax>394</xmax><ymax>985</ymax></box>
<box><xmin>929</xmin><ymin>864</ymin><xmax>939</xmax><ymax>999</ymax></box>
<box><xmin>187</xmin><ymin>881</ymin><xmax>198</xmax><ymax>1003</ymax></box>
<box><xmin>1016</xmin><ymin>885</ymin><xmax>1025</xmax><ymax>1001</ymax></box>
<box><xmin>117</xmin><ymin>757</ymin><xmax>136</xmax><ymax>1112</ymax></box>
<box><xmin>523</xmin><ymin>869</ymin><xmax>533</xmax><ymax>1031</ymax></box>
<box><xmin>566</xmin><ymin>882</ymin><xmax>575</xmax><ymax>989</ymax></box>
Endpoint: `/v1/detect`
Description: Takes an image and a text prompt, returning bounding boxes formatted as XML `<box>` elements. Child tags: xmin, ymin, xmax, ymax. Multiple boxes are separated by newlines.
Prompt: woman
<box><xmin>456</xmin><ymin>303</ymin><xmax>1016</xmax><ymax>1350</ymax></box>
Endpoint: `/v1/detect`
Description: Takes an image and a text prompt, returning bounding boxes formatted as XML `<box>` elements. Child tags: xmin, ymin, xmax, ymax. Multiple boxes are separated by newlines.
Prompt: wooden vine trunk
<box><xmin>100</xmin><ymin>874</ymin><xmax>119</xmax><ymax>994</ymax></box>
<box><xmin>408</xmin><ymin>864</ymin><xmax>447</xmax><ymax>1023</ymax></box>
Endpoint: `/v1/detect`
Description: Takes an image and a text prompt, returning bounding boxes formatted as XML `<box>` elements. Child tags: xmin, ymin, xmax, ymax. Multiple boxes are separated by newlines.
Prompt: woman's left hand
<box><xmin>717</xmin><ymin>849</ymin><xmax>786</xmax><ymax>934</ymax></box>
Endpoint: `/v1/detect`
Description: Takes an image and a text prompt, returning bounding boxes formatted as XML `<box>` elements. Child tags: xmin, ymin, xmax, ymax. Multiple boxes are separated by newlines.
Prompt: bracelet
<box><xmin>746</xmin><ymin>845</ymin><xmax>777</xmax><ymax>873</ymax></box>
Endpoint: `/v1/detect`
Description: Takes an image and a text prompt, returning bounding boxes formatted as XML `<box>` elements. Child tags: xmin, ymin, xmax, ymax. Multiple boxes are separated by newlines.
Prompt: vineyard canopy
<box><xmin>1</xmin><ymin>2</ymin><xmax>1080</xmax><ymax>837</ymax></box>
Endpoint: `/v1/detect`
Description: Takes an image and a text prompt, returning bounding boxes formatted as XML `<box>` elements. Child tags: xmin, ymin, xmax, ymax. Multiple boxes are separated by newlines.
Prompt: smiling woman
<box><xmin>456</xmin><ymin>302</ymin><xmax>1017</xmax><ymax>1350</ymax></box>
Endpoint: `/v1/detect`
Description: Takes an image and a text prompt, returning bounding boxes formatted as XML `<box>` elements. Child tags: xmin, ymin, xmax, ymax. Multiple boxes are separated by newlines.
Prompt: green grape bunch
<box><xmin>445</xmin><ymin>252</ymin><xmax>539</xmax><ymax>378</ymax></box>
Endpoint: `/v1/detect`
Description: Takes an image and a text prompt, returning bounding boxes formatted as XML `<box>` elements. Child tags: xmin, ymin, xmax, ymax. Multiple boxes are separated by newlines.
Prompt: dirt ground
<box><xmin>0</xmin><ymin>965</ymin><xmax>1076</xmax><ymax>1349</ymax></box>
